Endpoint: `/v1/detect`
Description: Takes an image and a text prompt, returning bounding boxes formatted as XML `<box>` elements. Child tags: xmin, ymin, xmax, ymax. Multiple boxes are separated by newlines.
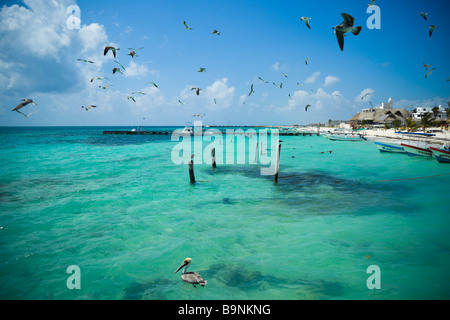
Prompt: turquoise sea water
<box><xmin>0</xmin><ymin>126</ymin><xmax>449</xmax><ymax>300</ymax></box>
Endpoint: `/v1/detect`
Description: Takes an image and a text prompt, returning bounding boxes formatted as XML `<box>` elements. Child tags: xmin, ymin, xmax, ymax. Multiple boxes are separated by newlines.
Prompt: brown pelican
<box><xmin>174</xmin><ymin>258</ymin><xmax>207</xmax><ymax>287</ymax></box>
<box><xmin>12</xmin><ymin>99</ymin><xmax>37</xmax><ymax>113</ymax></box>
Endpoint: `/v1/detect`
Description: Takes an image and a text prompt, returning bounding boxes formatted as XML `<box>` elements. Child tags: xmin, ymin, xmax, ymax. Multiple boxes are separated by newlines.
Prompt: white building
<box><xmin>412</xmin><ymin>105</ymin><xmax>448</xmax><ymax>121</ymax></box>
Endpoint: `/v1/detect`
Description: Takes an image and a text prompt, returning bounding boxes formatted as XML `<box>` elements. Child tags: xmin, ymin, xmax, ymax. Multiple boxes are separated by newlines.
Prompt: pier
<box><xmin>102</xmin><ymin>130</ymin><xmax>318</xmax><ymax>136</ymax></box>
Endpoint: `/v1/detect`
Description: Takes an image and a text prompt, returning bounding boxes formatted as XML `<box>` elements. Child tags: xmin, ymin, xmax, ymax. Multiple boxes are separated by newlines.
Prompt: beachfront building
<box><xmin>349</xmin><ymin>98</ymin><xmax>411</xmax><ymax>127</ymax></box>
<box><xmin>412</xmin><ymin>105</ymin><xmax>448</xmax><ymax>122</ymax></box>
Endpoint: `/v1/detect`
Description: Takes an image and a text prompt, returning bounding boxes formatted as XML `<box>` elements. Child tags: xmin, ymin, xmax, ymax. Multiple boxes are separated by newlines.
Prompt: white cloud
<box><xmin>205</xmin><ymin>78</ymin><xmax>235</xmax><ymax>108</ymax></box>
<box><xmin>323</xmin><ymin>75</ymin><xmax>340</xmax><ymax>87</ymax></box>
<box><xmin>78</xmin><ymin>23</ymin><xmax>108</xmax><ymax>53</ymax></box>
<box><xmin>305</xmin><ymin>71</ymin><xmax>320</xmax><ymax>84</ymax></box>
<box><xmin>355</xmin><ymin>88</ymin><xmax>375</xmax><ymax>102</ymax></box>
<box><xmin>271</xmin><ymin>62</ymin><xmax>280</xmax><ymax>71</ymax></box>
<box><xmin>124</xmin><ymin>61</ymin><xmax>149</xmax><ymax>78</ymax></box>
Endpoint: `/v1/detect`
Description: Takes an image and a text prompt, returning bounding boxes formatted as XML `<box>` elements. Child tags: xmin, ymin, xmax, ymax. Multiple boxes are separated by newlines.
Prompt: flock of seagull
<box><xmin>11</xmin><ymin>2</ymin><xmax>445</xmax><ymax>122</ymax></box>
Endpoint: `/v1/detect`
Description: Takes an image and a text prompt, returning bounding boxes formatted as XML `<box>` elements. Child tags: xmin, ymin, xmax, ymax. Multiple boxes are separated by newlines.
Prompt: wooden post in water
<box><xmin>211</xmin><ymin>148</ymin><xmax>217</xmax><ymax>168</ymax></box>
<box><xmin>188</xmin><ymin>156</ymin><xmax>195</xmax><ymax>183</ymax></box>
<box><xmin>274</xmin><ymin>143</ymin><xmax>281</xmax><ymax>183</ymax></box>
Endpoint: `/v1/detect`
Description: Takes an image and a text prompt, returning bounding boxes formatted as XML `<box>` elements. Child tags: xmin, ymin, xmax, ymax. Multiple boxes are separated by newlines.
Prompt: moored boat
<box><xmin>329</xmin><ymin>133</ymin><xmax>366</xmax><ymax>141</ymax></box>
<box><xmin>397</xmin><ymin>132</ymin><xmax>435</xmax><ymax>158</ymax></box>
<box><xmin>374</xmin><ymin>141</ymin><xmax>406</xmax><ymax>153</ymax></box>
<box><xmin>430</xmin><ymin>145</ymin><xmax>450</xmax><ymax>163</ymax></box>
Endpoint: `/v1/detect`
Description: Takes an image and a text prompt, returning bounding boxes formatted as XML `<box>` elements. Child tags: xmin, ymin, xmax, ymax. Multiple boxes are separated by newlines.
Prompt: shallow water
<box><xmin>0</xmin><ymin>126</ymin><xmax>449</xmax><ymax>299</ymax></box>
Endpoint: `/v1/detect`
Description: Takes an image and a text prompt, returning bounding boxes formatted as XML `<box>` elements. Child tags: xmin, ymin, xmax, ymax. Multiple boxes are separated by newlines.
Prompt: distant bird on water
<box><xmin>104</xmin><ymin>46</ymin><xmax>119</xmax><ymax>58</ymax></box>
<box><xmin>420</xmin><ymin>12</ymin><xmax>428</xmax><ymax>21</ymax></box>
<box><xmin>429</xmin><ymin>25</ymin><xmax>438</xmax><ymax>37</ymax></box>
<box><xmin>333</xmin><ymin>13</ymin><xmax>362</xmax><ymax>51</ymax></box>
<box><xmin>183</xmin><ymin>21</ymin><xmax>193</xmax><ymax>30</ymax></box>
<box><xmin>12</xmin><ymin>99</ymin><xmax>37</xmax><ymax>113</ymax></box>
<box><xmin>174</xmin><ymin>258</ymin><xmax>207</xmax><ymax>287</ymax></box>
<box><xmin>248</xmin><ymin>84</ymin><xmax>255</xmax><ymax>96</ymax></box>
<box><xmin>300</xmin><ymin>17</ymin><xmax>311</xmax><ymax>29</ymax></box>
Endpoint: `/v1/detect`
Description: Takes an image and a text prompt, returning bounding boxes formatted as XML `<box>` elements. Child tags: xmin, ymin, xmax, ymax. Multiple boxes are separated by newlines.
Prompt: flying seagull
<box><xmin>259</xmin><ymin>77</ymin><xmax>268</xmax><ymax>83</ymax></box>
<box><xmin>429</xmin><ymin>25</ymin><xmax>438</xmax><ymax>37</ymax></box>
<box><xmin>211</xmin><ymin>29</ymin><xmax>220</xmax><ymax>36</ymax></box>
<box><xmin>77</xmin><ymin>58</ymin><xmax>94</xmax><ymax>63</ymax></box>
<box><xmin>198</xmin><ymin>67</ymin><xmax>206</xmax><ymax>73</ymax></box>
<box><xmin>420</xmin><ymin>12</ymin><xmax>428</xmax><ymax>21</ymax></box>
<box><xmin>361</xmin><ymin>92</ymin><xmax>370</xmax><ymax>100</ymax></box>
<box><xmin>127</xmin><ymin>47</ymin><xmax>143</xmax><ymax>58</ymax></box>
<box><xmin>193</xmin><ymin>113</ymin><xmax>205</xmax><ymax>117</ymax></box>
<box><xmin>127</xmin><ymin>95</ymin><xmax>136</xmax><ymax>102</ymax></box>
<box><xmin>248</xmin><ymin>84</ymin><xmax>255</xmax><ymax>96</ymax></box>
<box><xmin>288</xmin><ymin>94</ymin><xmax>292</xmax><ymax>100</ymax></box>
<box><xmin>272</xmin><ymin>82</ymin><xmax>279</xmax><ymax>88</ymax></box>
<box><xmin>174</xmin><ymin>258</ymin><xmax>207</xmax><ymax>287</ymax></box>
<box><xmin>183</xmin><ymin>21</ymin><xmax>193</xmax><ymax>30</ymax></box>
<box><xmin>422</xmin><ymin>63</ymin><xmax>433</xmax><ymax>70</ymax></box>
<box><xmin>90</xmin><ymin>76</ymin><xmax>108</xmax><ymax>82</ymax></box>
<box><xmin>333</xmin><ymin>13</ymin><xmax>362</xmax><ymax>51</ymax></box>
<box><xmin>297</xmin><ymin>83</ymin><xmax>303</xmax><ymax>87</ymax></box>
<box><xmin>280</xmin><ymin>82</ymin><xmax>283</xmax><ymax>89</ymax></box>
<box><xmin>305</xmin><ymin>57</ymin><xmax>309</xmax><ymax>65</ymax></box>
<box><xmin>300</xmin><ymin>17</ymin><xmax>311</xmax><ymax>29</ymax></box>
<box><xmin>368</xmin><ymin>0</ymin><xmax>376</xmax><ymax>6</ymax></box>
<box><xmin>114</xmin><ymin>60</ymin><xmax>126</xmax><ymax>71</ymax></box>
<box><xmin>425</xmin><ymin>68</ymin><xmax>436</xmax><ymax>79</ymax></box>
<box><xmin>104</xmin><ymin>46</ymin><xmax>119</xmax><ymax>58</ymax></box>
<box><xmin>282</xmin><ymin>73</ymin><xmax>288</xmax><ymax>78</ymax></box>
<box><xmin>99</xmin><ymin>85</ymin><xmax>112</xmax><ymax>89</ymax></box>
<box><xmin>305</xmin><ymin>104</ymin><xmax>311</xmax><ymax>111</ymax></box>
<box><xmin>178</xmin><ymin>100</ymin><xmax>185</xmax><ymax>105</ymax></box>
<box><xmin>112</xmin><ymin>68</ymin><xmax>123</xmax><ymax>74</ymax></box>
<box><xmin>191</xmin><ymin>87</ymin><xmax>201</xmax><ymax>96</ymax></box>
<box><xmin>132</xmin><ymin>91</ymin><xmax>146</xmax><ymax>95</ymax></box>
<box><xmin>12</xmin><ymin>99</ymin><xmax>37</xmax><ymax>113</ymax></box>
<box><xmin>81</xmin><ymin>105</ymin><xmax>96</xmax><ymax>111</ymax></box>
<box><xmin>147</xmin><ymin>82</ymin><xmax>158</xmax><ymax>88</ymax></box>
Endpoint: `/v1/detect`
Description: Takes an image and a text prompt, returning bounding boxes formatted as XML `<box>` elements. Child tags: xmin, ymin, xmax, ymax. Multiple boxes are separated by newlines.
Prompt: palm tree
<box><xmin>432</xmin><ymin>106</ymin><xmax>439</xmax><ymax>118</ymax></box>
<box><xmin>420</xmin><ymin>112</ymin><xmax>433</xmax><ymax>133</ymax></box>
<box><xmin>392</xmin><ymin>119</ymin><xmax>402</xmax><ymax>131</ymax></box>
<box><xmin>405</xmin><ymin>118</ymin><xmax>417</xmax><ymax>132</ymax></box>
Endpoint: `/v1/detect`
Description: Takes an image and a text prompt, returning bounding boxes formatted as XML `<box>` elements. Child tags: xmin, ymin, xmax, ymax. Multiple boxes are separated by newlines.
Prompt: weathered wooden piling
<box><xmin>188</xmin><ymin>158</ymin><xmax>195</xmax><ymax>183</ymax></box>
<box><xmin>211</xmin><ymin>148</ymin><xmax>217</xmax><ymax>168</ymax></box>
<box><xmin>274</xmin><ymin>143</ymin><xmax>281</xmax><ymax>183</ymax></box>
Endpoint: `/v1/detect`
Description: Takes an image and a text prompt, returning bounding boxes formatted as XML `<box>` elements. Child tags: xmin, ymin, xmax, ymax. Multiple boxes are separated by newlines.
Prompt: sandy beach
<box><xmin>360</xmin><ymin>128</ymin><xmax>450</xmax><ymax>145</ymax></box>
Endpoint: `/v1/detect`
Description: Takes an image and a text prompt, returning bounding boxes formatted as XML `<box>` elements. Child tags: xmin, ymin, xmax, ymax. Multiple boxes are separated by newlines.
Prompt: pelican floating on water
<box><xmin>174</xmin><ymin>258</ymin><xmax>207</xmax><ymax>287</ymax></box>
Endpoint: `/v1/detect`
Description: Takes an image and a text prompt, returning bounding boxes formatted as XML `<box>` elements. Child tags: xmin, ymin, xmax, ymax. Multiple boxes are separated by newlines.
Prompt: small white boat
<box><xmin>429</xmin><ymin>144</ymin><xmax>450</xmax><ymax>163</ymax></box>
<box><xmin>181</xmin><ymin>126</ymin><xmax>193</xmax><ymax>134</ymax></box>
<box><xmin>397</xmin><ymin>132</ymin><xmax>435</xmax><ymax>158</ymax></box>
<box><xmin>374</xmin><ymin>141</ymin><xmax>406</xmax><ymax>153</ymax></box>
<box><xmin>329</xmin><ymin>133</ymin><xmax>366</xmax><ymax>141</ymax></box>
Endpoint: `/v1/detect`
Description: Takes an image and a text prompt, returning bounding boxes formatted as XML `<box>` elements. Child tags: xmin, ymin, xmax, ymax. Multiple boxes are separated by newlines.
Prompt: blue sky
<box><xmin>0</xmin><ymin>0</ymin><xmax>449</xmax><ymax>126</ymax></box>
